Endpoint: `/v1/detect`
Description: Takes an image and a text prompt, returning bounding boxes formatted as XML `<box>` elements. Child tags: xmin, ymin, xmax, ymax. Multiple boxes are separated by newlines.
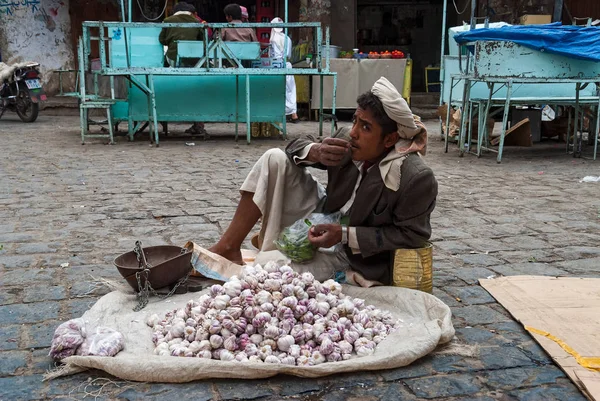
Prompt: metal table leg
<box><xmin>319</xmin><ymin>75</ymin><xmax>324</xmax><ymax>137</ymax></box>
<box><xmin>458</xmin><ymin>78</ymin><xmax>472</xmax><ymax>157</ymax></box>
<box><xmin>148</xmin><ymin>74</ymin><xmax>159</xmax><ymax>147</ymax></box>
<box><xmin>573</xmin><ymin>82</ymin><xmax>581</xmax><ymax>157</ymax></box>
<box><xmin>497</xmin><ymin>80</ymin><xmax>513</xmax><ymax>163</ymax></box>
<box><xmin>331</xmin><ymin>73</ymin><xmax>337</xmax><ymax>136</ymax></box>
<box><xmin>479</xmin><ymin>82</ymin><xmax>494</xmax><ymax>157</ymax></box>
<box><xmin>444</xmin><ymin>76</ymin><xmax>454</xmax><ymax>153</ymax></box>
<box><xmin>235</xmin><ymin>75</ymin><xmax>239</xmax><ymax>142</ymax></box>
<box><xmin>246</xmin><ymin>74</ymin><xmax>251</xmax><ymax>145</ymax></box>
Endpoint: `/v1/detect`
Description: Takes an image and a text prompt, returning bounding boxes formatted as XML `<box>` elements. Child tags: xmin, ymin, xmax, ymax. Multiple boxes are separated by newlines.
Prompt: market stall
<box><xmin>310</xmin><ymin>56</ymin><xmax>408</xmax><ymax>111</ymax></box>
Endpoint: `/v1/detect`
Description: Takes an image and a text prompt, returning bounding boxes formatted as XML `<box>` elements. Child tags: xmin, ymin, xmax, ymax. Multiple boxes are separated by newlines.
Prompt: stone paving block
<box><xmin>435</xmin><ymin>228</ymin><xmax>473</xmax><ymax>240</ymax></box>
<box><xmin>269</xmin><ymin>375</ymin><xmax>322</xmax><ymax>396</ymax></box>
<box><xmin>214</xmin><ymin>380</ymin><xmax>275</xmax><ymax>400</ymax></box>
<box><xmin>0</xmin><ymin>302</ymin><xmax>61</xmax><ymax>324</ymax></box>
<box><xmin>554</xmin><ymin>246</ymin><xmax>600</xmax><ymax>260</ymax></box>
<box><xmin>15</xmin><ymin>242</ymin><xmax>60</xmax><ymax>254</ymax></box>
<box><xmin>517</xmin><ymin>340</ymin><xmax>554</xmax><ymax>364</ymax></box>
<box><xmin>478</xmin><ymin>346</ymin><xmax>536</xmax><ymax>370</ymax></box>
<box><xmin>321</xmin><ymin>382</ymin><xmax>417</xmax><ymax>401</ymax></box>
<box><xmin>0</xmin><ymin>350</ymin><xmax>28</xmax><ymax>375</ymax></box>
<box><xmin>544</xmin><ymin>232</ymin><xmax>600</xmax><ymax>248</ymax></box>
<box><xmin>462</xmin><ymin>238</ymin><xmax>515</xmax><ymax>253</ymax></box>
<box><xmin>455</xmin><ymin>327</ymin><xmax>509</xmax><ymax>346</ymax></box>
<box><xmin>452</xmin><ymin>305</ymin><xmax>511</xmax><ymax>326</ymax></box>
<box><xmin>458</xmin><ymin>254</ymin><xmax>504</xmax><ymax>267</ymax></box>
<box><xmin>69</xmin><ymin>280</ymin><xmax>112</xmax><ymax>298</ymax></box>
<box><xmin>0</xmin><ymin>232</ymin><xmax>35</xmax><ymax>243</ymax></box>
<box><xmin>489</xmin><ymin>262</ymin><xmax>567</xmax><ymax>277</ymax></box>
<box><xmin>30</xmin><ymin>348</ymin><xmax>55</xmax><ymax>374</ymax></box>
<box><xmin>404</xmin><ymin>373</ymin><xmax>481</xmax><ymax>399</ymax></box>
<box><xmin>453</xmin><ymin>267</ymin><xmax>498</xmax><ymax>285</ymax></box>
<box><xmin>322</xmin><ymin>371</ymin><xmax>380</xmax><ymax>390</ymax></box>
<box><xmin>557</xmin><ymin>257</ymin><xmax>600</xmax><ymax>274</ymax></box>
<box><xmin>499</xmin><ymin>236</ymin><xmax>553</xmax><ymax>250</ymax></box>
<box><xmin>433</xmin><ymin>271</ymin><xmax>466</xmax><ymax>287</ymax></box>
<box><xmin>497</xmin><ymin>249</ymin><xmax>563</xmax><ymax>264</ymax></box>
<box><xmin>432</xmin><ymin>289</ymin><xmax>462</xmax><ymax>308</ymax></box>
<box><xmin>380</xmin><ymin>359</ymin><xmax>434</xmax><ymax>381</ymax></box>
<box><xmin>118</xmin><ymin>382</ymin><xmax>215</xmax><ymax>401</ymax></box>
<box><xmin>22</xmin><ymin>284</ymin><xmax>67</xmax><ymax>303</ymax></box>
<box><xmin>0</xmin><ymin>288</ymin><xmax>20</xmax><ymax>306</ymax></box>
<box><xmin>507</xmin><ymin>381</ymin><xmax>587</xmax><ymax>401</ymax></box>
<box><xmin>24</xmin><ymin>320</ymin><xmax>61</xmax><ymax>349</ymax></box>
<box><xmin>434</xmin><ymin>241</ymin><xmax>473</xmax><ymax>255</ymax></box>
<box><xmin>525</xmin><ymin>222</ymin><xmax>565</xmax><ymax>234</ymax></box>
<box><xmin>444</xmin><ymin>286</ymin><xmax>496</xmax><ymax>305</ymax></box>
<box><xmin>426</xmin><ymin>354</ymin><xmax>482</xmax><ymax>374</ymax></box>
<box><xmin>487</xmin><ymin>321</ymin><xmax>533</xmax><ymax>343</ymax></box>
<box><xmin>561</xmin><ymin>220</ymin><xmax>600</xmax><ymax>232</ymax></box>
<box><xmin>0</xmin><ymin>325</ymin><xmax>21</xmax><ymax>351</ymax></box>
<box><xmin>0</xmin><ymin>254</ymin><xmax>38</xmax><ymax>269</ymax></box>
<box><xmin>483</xmin><ymin>366</ymin><xmax>564</xmax><ymax>390</ymax></box>
<box><xmin>64</xmin><ymin>298</ymin><xmax>98</xmax><ymax>319</ymax></box>
<box><xmin>0</xmin><ymin>374</ymin><xmax>45</xmax><ymax>400</ymax></box>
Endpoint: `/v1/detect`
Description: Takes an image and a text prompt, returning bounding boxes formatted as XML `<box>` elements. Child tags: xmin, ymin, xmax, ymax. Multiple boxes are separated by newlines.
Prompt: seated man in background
<box><xmin>221</xmin><ymin>3</ymin><xmax>258</xmax><ymax>42</ymax></box>
<box><xmin>209</xmin><ymin>77</ymin><xmax>437</xmax><ymax>286</ymax></box>
<box><xmin>159</xmin><ymin>1</ymin><xmax>207</xmax><ymax>136</ymax></box>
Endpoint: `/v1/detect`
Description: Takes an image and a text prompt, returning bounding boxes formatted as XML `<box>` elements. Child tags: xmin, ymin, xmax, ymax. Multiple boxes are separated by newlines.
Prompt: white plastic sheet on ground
<box><xmin>48</xmin><ymin>285</ymin><xmax>454</xmax><ymax>383</ymax></box>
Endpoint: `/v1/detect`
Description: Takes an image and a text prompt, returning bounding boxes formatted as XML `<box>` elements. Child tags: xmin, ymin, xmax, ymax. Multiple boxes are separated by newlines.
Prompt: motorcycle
<box><xmin>0</xmin><ymin>62</ymin><xmax>46</xmax><ymax>122</ymax></box>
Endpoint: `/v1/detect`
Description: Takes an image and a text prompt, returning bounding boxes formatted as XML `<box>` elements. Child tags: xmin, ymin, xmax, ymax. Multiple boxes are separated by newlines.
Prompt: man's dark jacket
<box><xmin>285</xmin><ymin>129</ymin><xmax>437</xmax><ymax>285</ymax></box>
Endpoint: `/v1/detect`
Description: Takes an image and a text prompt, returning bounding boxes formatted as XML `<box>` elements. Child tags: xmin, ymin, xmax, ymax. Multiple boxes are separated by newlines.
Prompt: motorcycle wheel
<box><xmin>15</xmin><ymin>90</ymin><xmax>39</xmax><ymax>123</ymax></box>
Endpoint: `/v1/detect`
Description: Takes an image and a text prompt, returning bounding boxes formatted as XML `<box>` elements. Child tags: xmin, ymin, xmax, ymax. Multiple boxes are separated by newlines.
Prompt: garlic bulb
<box><xmin>152</xmin><ymin>262</ymin><xmax>400</xmax><ymax>365</ymax></box>
<box><xmin>276</xmin><ymin>335</ymin><xmax>295</xmax><ymax>352</ymax></box>
<box><xmin>146</xmin><ymin>314</ymin><xmax>160</xmax><ymax>328</ymax></box>
<box><xmin>209</xmin><ymin>334</ymin><xmax>223</xmax><ymax>349</ymax></box>
<box><xmin>223</xmin><ymin>280</ymin><xmax>242</xmax><ymax>298</ymax></box>
<box><xmin>264</xmin><ymin>355</ymin><xmax>281</xmax><ymax>364</ymax></box>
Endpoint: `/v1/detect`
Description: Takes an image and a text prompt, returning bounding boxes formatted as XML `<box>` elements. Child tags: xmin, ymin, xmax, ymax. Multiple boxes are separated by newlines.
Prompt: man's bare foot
<box><xmin>208</xmin><ymin>244</ymin><xmax>244</xmax><ymax>265</ymax></box>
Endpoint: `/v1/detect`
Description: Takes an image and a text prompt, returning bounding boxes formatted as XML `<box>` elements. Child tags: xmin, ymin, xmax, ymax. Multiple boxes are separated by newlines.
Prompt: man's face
<box><xmin>349</xmin><ymin>107</ymin><xmax>398</xmax><ymax>162</ymax></box>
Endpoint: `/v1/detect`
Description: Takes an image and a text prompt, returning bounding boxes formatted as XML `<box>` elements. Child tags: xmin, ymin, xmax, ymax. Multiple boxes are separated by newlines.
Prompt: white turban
<box><xmin>371</xmin><ymin>76</ymin><xmax>421</xmax><ymax>139</ymax></box>
<box><xmin>371</xmin><ymin>76</ymin><xmax>428</xmax><ymax>191</ymax></box>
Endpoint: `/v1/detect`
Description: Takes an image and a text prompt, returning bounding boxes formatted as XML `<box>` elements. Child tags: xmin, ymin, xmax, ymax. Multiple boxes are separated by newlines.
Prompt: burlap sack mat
<box><xmin>49</xmin><ymin>284</ymin><xmax>454</xmax><ymax>383</ymax></box>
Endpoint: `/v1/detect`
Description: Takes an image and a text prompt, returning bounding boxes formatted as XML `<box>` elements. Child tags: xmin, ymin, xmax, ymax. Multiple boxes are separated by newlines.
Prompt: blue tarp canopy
<box><xmin>454</xmin><ymin>22</ymin><xmax>600</xmax><ymax>62</ymax></box>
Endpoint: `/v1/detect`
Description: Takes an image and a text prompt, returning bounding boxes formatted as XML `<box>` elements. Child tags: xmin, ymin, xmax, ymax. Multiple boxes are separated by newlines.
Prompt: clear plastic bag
<box><xmin>77</xmin><ymin>327</ymin><xmax>125</xmax><ymax>357</ymax></box>
<box><xmin>48</xmin><ymin>318</ymin><xmax>86</xmax><ymax>360</ymax></box>
<box><xmin>274</xmin><ymin>212</ymin><xmax>341</xmax><ymax>263</ymax></box>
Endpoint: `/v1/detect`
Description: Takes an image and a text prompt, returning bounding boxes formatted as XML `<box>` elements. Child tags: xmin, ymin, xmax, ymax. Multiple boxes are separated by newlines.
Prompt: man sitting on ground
<box><xmin>209</xmin><ymin>77</ymin><xmax>437</xmax><ymax>286</ymax></box>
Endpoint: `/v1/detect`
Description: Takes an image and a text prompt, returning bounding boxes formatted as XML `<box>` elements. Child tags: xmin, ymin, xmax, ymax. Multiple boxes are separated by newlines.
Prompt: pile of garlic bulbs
<box><xmin>147</xmin><ymin>262</ymin><xmax>398</xmax><ymax>365</ymax></box>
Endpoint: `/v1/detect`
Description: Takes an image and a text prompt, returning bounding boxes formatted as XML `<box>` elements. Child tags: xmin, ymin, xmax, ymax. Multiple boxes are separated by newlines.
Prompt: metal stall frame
<box><xmin>79</xmin><ymin>0</ymin><xmax>337</xmax><ymax>146</ymax></box>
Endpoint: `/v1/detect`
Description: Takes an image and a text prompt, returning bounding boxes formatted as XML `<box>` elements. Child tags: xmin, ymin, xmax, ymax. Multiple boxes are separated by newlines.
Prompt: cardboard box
<box><xmin>519</xmin><ymin>14</ymin><xmax>552</xmax><ymax>25</ymax></box>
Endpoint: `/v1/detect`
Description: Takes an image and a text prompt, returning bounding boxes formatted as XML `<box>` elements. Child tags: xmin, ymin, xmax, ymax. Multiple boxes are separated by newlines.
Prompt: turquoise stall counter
<box><xmin>125</xmin><ymin>75</ymin><xmax>284</xmax><ymax>122</ymax></box>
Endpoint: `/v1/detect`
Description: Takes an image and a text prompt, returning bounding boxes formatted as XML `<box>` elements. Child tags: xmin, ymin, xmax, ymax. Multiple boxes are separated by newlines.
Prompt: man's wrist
<box><xmin>307</xmin><ymin>143</ymin><xmax>322</xmax><ymax>164</ymax></box>
<box><xmin>340</xmin><ymin>225</ymin><xmax>348</xmax><ymax>245</ymax></box>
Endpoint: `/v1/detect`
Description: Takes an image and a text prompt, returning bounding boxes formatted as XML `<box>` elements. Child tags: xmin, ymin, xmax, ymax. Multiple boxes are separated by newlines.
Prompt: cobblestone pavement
<box><xmin>1</xmin><ymin>113</ymin><xmax>598</xmax><ymax>401</ymax></box>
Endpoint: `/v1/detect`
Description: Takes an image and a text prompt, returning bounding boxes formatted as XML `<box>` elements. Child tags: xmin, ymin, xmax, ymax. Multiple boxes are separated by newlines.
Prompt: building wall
<box><xmin>0</xmin><ymin>0</ymin><xmax>75</xmax><ymax>94</ymax></box>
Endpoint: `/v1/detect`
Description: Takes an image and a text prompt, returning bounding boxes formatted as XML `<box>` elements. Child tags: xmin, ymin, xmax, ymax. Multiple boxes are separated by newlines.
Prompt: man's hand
<box><xmin>308</xmin><ymin>224</ymin><xmax>342</xmax><ymax>248</ymax></box>
<box><xmin>307</xmin><ymin>138</ymin><xmax>350</xmax><ymax>166</ymax></box>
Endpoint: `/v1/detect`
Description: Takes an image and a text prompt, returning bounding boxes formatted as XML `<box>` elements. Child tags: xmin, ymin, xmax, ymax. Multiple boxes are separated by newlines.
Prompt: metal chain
<box><xmin>133</xmin><ymin>267</ymin><xmax>193</xmax><ymax>312</ymax></box>
<box><xmin>132</xmin><ymin>241</ymin><xmax>193</xmax><ymax>312</ymax></box>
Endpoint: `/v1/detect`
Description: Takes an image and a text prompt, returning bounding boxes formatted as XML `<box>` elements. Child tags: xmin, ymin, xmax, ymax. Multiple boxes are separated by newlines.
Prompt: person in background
<box><xmin>221</xmin><ymin>3</ymin><xmax>258</xmax><ymax>42</ymax></box>
<box><xmin>269</xmin><ymin>17</ymin><xmax>298</xmax><ymax>123</ymax></box>
<box><xmin>193</xmin><ymin>10</ymin><xmax>213</xmax><ymax>40</ymax></box>
<box><xmin>159</xmin><ymin>1</ymin><xmax>207</xmax><ymax>136</ymax></box>
<box><xmin>240</xmin><ymin>6</ymin><xmax>249</xmax><ymax>23</ymax></box>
